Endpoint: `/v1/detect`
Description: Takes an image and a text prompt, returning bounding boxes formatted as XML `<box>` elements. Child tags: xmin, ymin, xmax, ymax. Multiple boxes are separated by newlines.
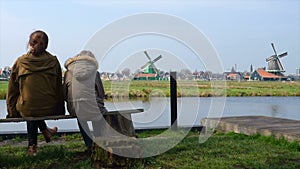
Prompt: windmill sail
<box><xmin>152</xmin><ymin>55</ymin><xmax>162</xmax><ymax>63</ymax></box>
<box><xmin>141</xmin><ymin>62</ymin><xmax>150</xmax><ymax>69</ymax></box>
<box><xmin>144</xmin><ymin>51</ymin><xmax>152</xmax><ymax>61</ymax></box>
<box><xmin>278</xmin><ymin>52</ymin><xmax>287</xmax><ymax>58</ymax></box>
<box><xmin>271</xmin><ymin>43</ymin><xmax>277</xmax><ymax>56</ymax></box>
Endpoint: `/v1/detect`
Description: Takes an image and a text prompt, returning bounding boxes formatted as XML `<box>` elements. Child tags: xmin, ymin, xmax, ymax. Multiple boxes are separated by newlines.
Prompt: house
<box><xmin>226</xmin><ymin>73</ymin><xmax>241</xmax><ymax>81</ymax></box>
<box><xmin>243</xmin><ymin>75</ymin><xmax>250</xmax><ymax>81</ymax></box>
<box><xmin>250</xmin><ymin>69</ymin><xmax>287</xmax><ymax>81</ymax></box>
<box><xmin>223</xmin><ymin>71</ymin><xmax>244</xmax><ymax>81</ymax></box>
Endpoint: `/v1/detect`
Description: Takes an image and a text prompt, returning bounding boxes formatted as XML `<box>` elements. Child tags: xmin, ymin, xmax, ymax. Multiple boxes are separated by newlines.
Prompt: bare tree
<box><xmin>121</xmin><ymin>68</ymin><xmax>131</xmax><ymax>77</ymax></box>
<box><xmin>180</xmin><ymin>69</ymin><xmax>192</xmax><ymax>80</ymax></box>
<box><xmin>203</xmin><ymin>71</ymin><xmax>212</xmax><ymax>80</ymax></box>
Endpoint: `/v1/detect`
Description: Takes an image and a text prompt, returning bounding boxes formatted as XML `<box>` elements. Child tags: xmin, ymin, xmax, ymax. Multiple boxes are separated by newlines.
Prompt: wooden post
<box><xmin>91</xmin><ymin>112</ymin><xmax>141</xmax><ymax>168</ymax></box>
<box><xmin>170</xmin><ymin>71</ymin><xmax>178</xmax><ymax>130</ymax></box>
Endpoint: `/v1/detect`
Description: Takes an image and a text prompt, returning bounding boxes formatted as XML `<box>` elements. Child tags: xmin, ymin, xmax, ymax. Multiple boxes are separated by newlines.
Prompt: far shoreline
<box><xmin>0</xmin><ymin>80</ymin><xmax>299</xmax><ymax>99</ymax></box>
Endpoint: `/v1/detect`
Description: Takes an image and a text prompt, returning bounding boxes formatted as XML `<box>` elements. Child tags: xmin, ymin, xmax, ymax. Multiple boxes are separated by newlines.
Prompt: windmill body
<box><xmin>266</xmin><ymin>43</ymin><xmax>288</xmax><ymax>76</ymax></box>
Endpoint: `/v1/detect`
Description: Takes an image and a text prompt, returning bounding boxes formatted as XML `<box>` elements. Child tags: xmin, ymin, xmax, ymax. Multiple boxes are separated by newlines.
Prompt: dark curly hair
<box><xmin>28</xmin><ymin>30</ymin><xmax>49</xmax><ymax>56</ymax></box>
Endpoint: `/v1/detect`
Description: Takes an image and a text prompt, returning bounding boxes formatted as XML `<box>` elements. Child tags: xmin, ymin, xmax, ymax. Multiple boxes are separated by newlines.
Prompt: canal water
<box><xmin>0</xmin><ymin>97</ymin><xmax>299</xmax><ymax>134</ymax></box>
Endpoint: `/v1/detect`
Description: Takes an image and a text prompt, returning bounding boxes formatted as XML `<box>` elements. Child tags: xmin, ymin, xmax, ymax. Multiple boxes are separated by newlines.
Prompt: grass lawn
<box><xmin>0</xmin><ymin>81</ymin><xmax>8</xmax><ymax>99</ymax></box>
<box><xmin>0</xmin><ymin>130</ymin><xmax>299</xmax><ymax>169</ymax></box>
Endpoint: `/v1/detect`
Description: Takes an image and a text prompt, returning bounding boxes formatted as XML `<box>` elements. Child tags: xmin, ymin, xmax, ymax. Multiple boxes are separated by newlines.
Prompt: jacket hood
<box><xmin>64</xmin><ymin>55</ymin><xmax>98</xmax><ymax>69</ymax></box>
<box><xmin>18</xmin><ymin>51</ymin><xmax>57</xmax><ymax>72</ymax></box>
<box><xmin>64</xmin><ymin>55</ymin><xmax>98</xmax><ymax>81</ymax></box>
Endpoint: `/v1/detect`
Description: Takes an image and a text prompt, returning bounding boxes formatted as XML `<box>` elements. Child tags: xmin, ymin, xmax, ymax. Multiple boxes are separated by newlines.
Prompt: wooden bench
<box><xmin>0</xmin><ymin>109</ymin><xmax>144</xmax><ymax>123</ymax></box>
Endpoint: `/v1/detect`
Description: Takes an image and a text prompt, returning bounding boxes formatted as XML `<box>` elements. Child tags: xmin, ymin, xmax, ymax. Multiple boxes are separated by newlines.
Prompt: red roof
<box><xmin>227</xmin><ymin>73</ymin><xmax>239</xmax><ymax>77</ymax></box>
<box><xmin>135</xmin><ymin>74</ymin><xmax>157</xmax><ymax>77</ymax></box>
<box><xmin>256</xmin><ymin>69</ymin><xmax>281</xmax><ymax>78</ymax></box>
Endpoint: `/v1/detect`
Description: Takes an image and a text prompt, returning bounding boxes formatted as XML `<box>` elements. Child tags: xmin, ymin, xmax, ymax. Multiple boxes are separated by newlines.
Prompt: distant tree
<box><xmin>180</xmin><ymin>69</ymin><xmax>192</xmax><ymax>75</ymax></box>
<box><xmin>203</xmin><ymin>71</ymin><xmax>212</xmax><ymax>80</ymax></box>
<box><xmin>121</xmin><ymin>68</ymin><xmax>131</xmax><ymax>77</ymax></box>
<box><xmin>180</xmin><ymin>69</ymin><xmax>192</xmax><ymax>80</ymax></box>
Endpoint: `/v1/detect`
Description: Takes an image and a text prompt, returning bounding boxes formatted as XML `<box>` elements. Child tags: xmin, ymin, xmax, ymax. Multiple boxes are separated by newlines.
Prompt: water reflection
<box><xmin>270</xmin><ymin>105</ymin><xmax>281</xmax><ymax>117</ymax></box>
<box><xmin>0</xmin><ymin>97</ymin><xmax>299</xmax><ymax>133</ymax></box>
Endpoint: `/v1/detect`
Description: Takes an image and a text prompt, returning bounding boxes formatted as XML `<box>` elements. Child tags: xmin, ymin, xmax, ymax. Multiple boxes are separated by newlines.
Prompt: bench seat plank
<box><xmin>0</xmin><ymin>109</ymin><xmax>143</xmax><ymax>123</ymax></box>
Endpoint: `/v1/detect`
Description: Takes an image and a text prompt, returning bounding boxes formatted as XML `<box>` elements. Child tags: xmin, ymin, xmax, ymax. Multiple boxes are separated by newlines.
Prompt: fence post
<box><xmin>170</xmin><ymin>71</ymin><xmax>178</xmax><ymax>130</ymax></box>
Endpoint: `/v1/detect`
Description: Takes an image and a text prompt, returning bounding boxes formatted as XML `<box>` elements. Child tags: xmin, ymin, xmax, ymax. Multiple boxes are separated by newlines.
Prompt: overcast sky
<box><xmin>1</xmin><ymin>0</ymin><xmax>299</xmax><ymax>74</ymax></box>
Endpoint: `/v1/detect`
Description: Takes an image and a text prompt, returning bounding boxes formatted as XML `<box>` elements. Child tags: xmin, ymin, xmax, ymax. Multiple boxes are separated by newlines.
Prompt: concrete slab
<box><xmin>201</xmin><ymin>116</ymin><xmax>300</xmax><ymax>144</ymax></box>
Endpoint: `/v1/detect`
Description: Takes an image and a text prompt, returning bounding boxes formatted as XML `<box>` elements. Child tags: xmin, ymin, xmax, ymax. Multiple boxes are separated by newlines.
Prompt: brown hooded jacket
<box><xmin>6</xmin><ymin>51</ymin><xmax>65</xmax><ymax>117</ymax></box>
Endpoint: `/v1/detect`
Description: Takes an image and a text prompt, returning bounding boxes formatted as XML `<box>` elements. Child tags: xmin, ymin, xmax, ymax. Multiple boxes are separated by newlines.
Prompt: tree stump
<box><xmin>91</xmin><ymin>136</ymin><xmax>141</xmax><ymax>168</ymax></box>
<box><xmin>91</xmin><ymin>113</ymin><xmax>141</xmax><ymax>168</ymax></box>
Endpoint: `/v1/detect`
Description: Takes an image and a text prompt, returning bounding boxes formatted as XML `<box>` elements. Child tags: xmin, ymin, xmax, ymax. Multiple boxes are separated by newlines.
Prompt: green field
<box><xmin>0</xmin><ymin>81</ymin><xmax>8</xmax><ymax>99</ymax></box>
<box><xmin>1</xmin><ymin>80</ymin><xmax>300</xmax><ymax>100</ymax></box>
<box><xmin>0</xmin><ymin>130</ymin><xmax>299</xmax><ymax>169</ymax></box>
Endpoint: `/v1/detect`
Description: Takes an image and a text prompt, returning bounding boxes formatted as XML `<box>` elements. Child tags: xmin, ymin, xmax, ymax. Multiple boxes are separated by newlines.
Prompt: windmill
<box><xmin>141</xmin><ymin>51</ymin><xmax>162</xmax><ymax>74</ymax></box>
<box><xmin>266</xmin><ymin>43</ymin><xmax>288</xmax><ymax>76</ymax></box>
<box><xmin>134</xmin><ymin>51</ymin><xmax>162</xmax><ymax>80</ymax></box>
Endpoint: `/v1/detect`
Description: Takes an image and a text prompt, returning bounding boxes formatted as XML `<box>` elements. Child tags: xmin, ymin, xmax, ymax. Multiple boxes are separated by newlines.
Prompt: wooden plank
<box><xmin>201</xmin><ymin>116</ymin><xmax>300</xmax><ymax>144</ymax></box>
<box><xmin>0</xmin><ymin>109</ymin><xmax>143</xmax><ymax>123</ymax></box>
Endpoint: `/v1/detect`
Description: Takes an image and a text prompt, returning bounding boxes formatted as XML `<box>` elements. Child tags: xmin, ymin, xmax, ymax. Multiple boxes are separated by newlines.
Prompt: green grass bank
<box><xmin>0</xmin><ymin>130</ymin><xmax>299</xmax><ymax>169</ymax></box>
<box><xmin>0</xmin><ymin>80</ymin><xmax>300</xmax><ymax>99</ymax></box>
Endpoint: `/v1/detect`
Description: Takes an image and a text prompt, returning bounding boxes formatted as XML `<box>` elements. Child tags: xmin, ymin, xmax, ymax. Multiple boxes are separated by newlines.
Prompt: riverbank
<box><xmin>0</xmin><ymin>130</ymin><xmax>299</xmax><ymax>169</ymax></box>
<box><xmin>1</xmin><ymin>80</ymin><xmax>299</xmax><ymax>99</ymax></box>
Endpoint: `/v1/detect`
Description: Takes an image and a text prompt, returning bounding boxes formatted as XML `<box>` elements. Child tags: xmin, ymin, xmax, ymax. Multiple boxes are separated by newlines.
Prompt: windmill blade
<box><xmin>276</xmin><ymin>60</ymin><xmax>285</xmax><ymax>71</ymax></box>
<box><xmin>141</xmin><ymin>62</ymin><xmax>150</xmax><ymax>69</ymax></box>
<box><xmin>266</xmin><ymin>55</ymin><xmax>276</xmax><ymax>62</ymax></box>
<box><xmin>271</xmin><ymin>43</ymin><xmax>277</xmax><ymax>56</ymax></box>
<box><xmin>278</xmin><ymin>52</ymin><xmax>288</xmax><ymax>58</ymax></box>
<box><xmin>152</xmin><ymin>64</ymin><xmax>159</xmax><ymax>73</ymax></box>
<box><xmin>152</xmin><ymin>55</ymin><xmax>162</xmax><ymax>63</ymax></box>
<box><xmin>144</xmin><ymin>51</ymin><xmax>152</xmax><ymax>61</ymax></box>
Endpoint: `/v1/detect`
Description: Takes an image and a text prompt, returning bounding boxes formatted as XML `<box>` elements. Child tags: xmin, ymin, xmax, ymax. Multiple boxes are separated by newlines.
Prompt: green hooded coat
<box><xmin>6</xmin><ymin>51</ymin><xmax>65</xmax><ymax>117</ymax></box>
